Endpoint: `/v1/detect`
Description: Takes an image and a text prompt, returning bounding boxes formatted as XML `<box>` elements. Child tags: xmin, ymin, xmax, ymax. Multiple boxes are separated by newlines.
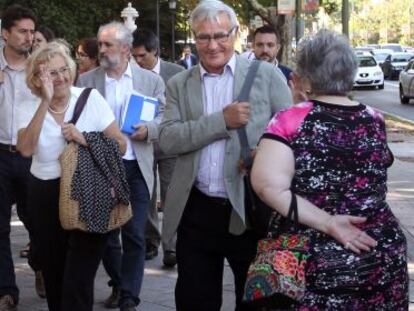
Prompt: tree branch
<box><xmin>246</xmin><ymin>0</ymin><xmax>272</xmax><ymax>24</ymax></box>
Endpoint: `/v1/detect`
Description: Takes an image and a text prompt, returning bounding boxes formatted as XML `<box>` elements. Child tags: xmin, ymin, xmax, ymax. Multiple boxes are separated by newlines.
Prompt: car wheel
<box><xmin>378</xmin><ymin>83</ymin><xmax>384</xmax><ymax>90</ymax></box>
<box><xmin>400</xmin><ymin>85</ymin><xmax>409</xmax><ymax>104</ymax></box>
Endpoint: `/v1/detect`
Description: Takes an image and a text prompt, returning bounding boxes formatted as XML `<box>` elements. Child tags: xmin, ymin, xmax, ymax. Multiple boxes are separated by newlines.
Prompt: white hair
<box><xmin>189</xmin><ymin>0</ymin><xmax>238</xmax><ymax>32</ymax></box>
<box><xmin>98</xmin><ymin>21</ymin><xmax>133</xmax><ymax>48</ymax></box>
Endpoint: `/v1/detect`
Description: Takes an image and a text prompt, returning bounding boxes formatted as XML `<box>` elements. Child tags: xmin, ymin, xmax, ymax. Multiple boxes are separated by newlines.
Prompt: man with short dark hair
<box><xmin>0</xmin><ymin>4</ymin><xmax>39</xmax><ymax>310</ymax></box>
<box><xmin>253</xmin><ymin>25</ymin><xmax>292</xmax><ymax>82</ymax></box>
<box><xmin>131</xmin><ymin>28</ymin><xmax>183</xmax><ymax>268</ymax></box>
<box><xmin>177</xmin><ymin>45</ymin><xmax>198</xmax><ymax>69</ymax></box>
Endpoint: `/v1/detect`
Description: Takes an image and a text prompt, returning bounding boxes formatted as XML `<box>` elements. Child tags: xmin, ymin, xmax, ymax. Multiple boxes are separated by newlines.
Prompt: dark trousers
<box><xmin>0</xmin><ymin>149</ymin><xmax>35</xmax><ymax>303</ymax></box>
<box><xmin>175</xmin><ymin>187</ymin><xmax>257</xmax><ymax>311</ymax></box>
<box><xmin>29</xmin><ymin>175</ymin><xmax>108</xmax><ymax>311</ymax></box>
<box><xmin>103</xmin><ymin>160</ymin><xmax>150</xmax><ymax>307</ymax></box>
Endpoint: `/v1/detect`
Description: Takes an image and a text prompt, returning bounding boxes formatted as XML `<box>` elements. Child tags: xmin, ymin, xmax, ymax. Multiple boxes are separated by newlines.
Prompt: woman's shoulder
<box><xmin>266</xmin><ymin>101</ymin><xmax>314</xmax><ymax>140</ymax></box>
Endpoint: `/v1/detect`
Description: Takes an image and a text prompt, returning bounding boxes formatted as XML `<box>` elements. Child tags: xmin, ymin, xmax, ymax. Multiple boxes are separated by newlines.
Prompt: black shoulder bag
<box><xmin>236</xmin><ymin>61</ymin><xmax>273</xmax><ymax>239</ymax></box>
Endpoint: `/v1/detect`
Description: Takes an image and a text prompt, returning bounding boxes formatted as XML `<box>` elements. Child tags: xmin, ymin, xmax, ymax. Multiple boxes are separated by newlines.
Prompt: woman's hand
<box><xmin>325</xmin><ymin>215</ymin><xmax>378</xmax><ymax>254</ymax></box>
<box><xmin>61</xmin><ymin>123</ymin><xmax>87</xmax><ymax>146</ymax></box>
<box><xmin>38</xmin><ymin>64</ymin><xmax>54</xmax><ymax>103</ymax></box>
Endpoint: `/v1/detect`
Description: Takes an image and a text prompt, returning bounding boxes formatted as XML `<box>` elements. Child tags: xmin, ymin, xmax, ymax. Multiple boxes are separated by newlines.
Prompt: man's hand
<box><xmin>130</xmin><ymin>124</ymin><xmax>148</xmax><ymax>141</ymax></box>
<box><xmin>223</xmin><ymin>101</ymin><xmax>250</xmax><ymax>129</ymax></box>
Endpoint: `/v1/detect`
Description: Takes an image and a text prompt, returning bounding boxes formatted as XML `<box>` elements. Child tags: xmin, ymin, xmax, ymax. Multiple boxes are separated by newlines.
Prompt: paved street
<box><xmin>8</xmin><ymin>114</ymin><xmax>414</xmax><ymax>310</ymax></box>
<box><xmin>353</xmin><ymin>81</ymin><xmax>414</xmax><ymax>122</ymax></box>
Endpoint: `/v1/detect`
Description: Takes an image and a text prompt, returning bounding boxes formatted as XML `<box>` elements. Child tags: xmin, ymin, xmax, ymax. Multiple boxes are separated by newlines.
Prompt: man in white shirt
<box><xmin>131</xmin><ymin>28</ymin><xmax>183</xmax><ymax>268</ymax></box>
<box><xmin>77</xmin><ymin>22</ymin><xmax>165</xmax><ymax>311</ymax></box>
<box><xmin>0</xmin><ymin>5</ymin><xmax>43</xmax><ymax>310</ymax></box>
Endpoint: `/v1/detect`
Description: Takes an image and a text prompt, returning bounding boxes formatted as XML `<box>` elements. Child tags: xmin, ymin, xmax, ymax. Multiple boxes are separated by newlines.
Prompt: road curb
<box><xmin>378</xmin><ymin>109</ymin><xmax>414</xmax><ymax>126</ymax></box>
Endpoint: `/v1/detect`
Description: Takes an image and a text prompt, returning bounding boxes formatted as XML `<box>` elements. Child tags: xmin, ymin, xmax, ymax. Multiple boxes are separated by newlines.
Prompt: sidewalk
<box><xmin>9</xmin><ymin>132</ymin><xmax>414</xmax><ymax>310</ymax></box>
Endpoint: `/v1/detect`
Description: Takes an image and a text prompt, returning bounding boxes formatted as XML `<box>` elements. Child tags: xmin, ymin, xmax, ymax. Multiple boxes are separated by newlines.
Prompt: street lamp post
<box><xmin>156</xmin><ymin>0</ymin><xmax>160</xmax><ymax>51</ymax></box>
<box><xmin>121</xmin><ymin>2</ymin><xmax>139</xmax><ymax>33</ymax></box>
<box><xmin>169</xmin><ymin>0</ymin><xmax>176</xmax><ymax>61</ymax></box>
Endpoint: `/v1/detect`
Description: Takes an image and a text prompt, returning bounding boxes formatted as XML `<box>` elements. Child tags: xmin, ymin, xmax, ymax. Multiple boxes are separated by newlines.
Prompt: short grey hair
<box><xmin>190</xmin><ymin>0</ymin><xmax>238</xmax><ymax>32</ymax></box>
<box><xmin>98</xmin><ymin>21</ymin><xmax>133</xmax><ymax>48</ymax></box>
<box><xmin>295</xmin><ymin>30</ymin><xmax>357</xmax><ymax>95</ymax></box>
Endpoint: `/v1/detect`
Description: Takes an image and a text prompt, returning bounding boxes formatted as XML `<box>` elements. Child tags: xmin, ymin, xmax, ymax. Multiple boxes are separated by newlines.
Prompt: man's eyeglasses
<box><xmin>194</xmin><ymin>26</ymin><xmax>237</xmax><ymax>45</ymax></box>
<box><xmin>48</xmin><ymin>66</ymin><xmax>70</xmax><ymax>79</ymax></box>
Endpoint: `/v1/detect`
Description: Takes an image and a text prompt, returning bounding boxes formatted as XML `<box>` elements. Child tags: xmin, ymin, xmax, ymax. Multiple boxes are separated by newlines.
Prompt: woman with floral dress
<box><xmin>251</xmin><ymin>30</ymin><xmax>408</xmax><ymax>310</ymax></box>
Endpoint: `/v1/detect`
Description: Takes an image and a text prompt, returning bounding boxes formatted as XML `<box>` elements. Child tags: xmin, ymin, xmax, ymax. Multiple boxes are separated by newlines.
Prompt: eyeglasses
<box><xmin>48</xmin><ymin>66</ymin><xmax>70</xmax><ymax>79</ymax></box>
<box><xmin>194</xmin><ymin>26</ymin><xmax>237</xmax><ymax>45</ymax></box>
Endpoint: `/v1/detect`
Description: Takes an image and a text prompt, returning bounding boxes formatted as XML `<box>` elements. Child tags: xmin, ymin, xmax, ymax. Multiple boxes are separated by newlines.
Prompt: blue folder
<box><xmin>121</xmin><ymin>92</ymin><xmax>159</xmax><ymax>135</ymax></box>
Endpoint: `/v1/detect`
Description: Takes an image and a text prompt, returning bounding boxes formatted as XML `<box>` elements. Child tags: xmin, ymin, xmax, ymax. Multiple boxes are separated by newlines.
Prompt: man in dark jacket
<box><xmin>252</xmin><ymin>25</ymin><xmax>292</xmax><ymax>83</ymax></box>
<box><xmin>177</xmin><ymin>45</ymin><xmax>198</xmax><ymax>69</ymax></box>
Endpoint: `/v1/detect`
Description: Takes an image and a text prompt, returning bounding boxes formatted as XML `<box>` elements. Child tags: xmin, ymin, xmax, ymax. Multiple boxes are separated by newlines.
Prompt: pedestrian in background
<box><xmin>0</xmin><ymin>5</ymin><xmax>40</xmax><ymax>310</ymax></box>
<box><xmin>177</xmin><ymin>45</ymin><xmax>197</xmax><ymax>69</ymax></box>
<box><xmin>75</xmin><ymin>37</ymin><xmax>99</xmax><ymax>75</ymax></box>
<box><xmin>251</xmin><ymin>29</ymin><xmax>408</xmax><ymax>309</ymax></box>
<box><xmin>131</xmin><ymin>28</ymin><xmax>183</xmax><ymax>268</ymax></box>
<box><xmin>32</xmin><ymin>25</ymin><xmax>55</xmax><ymax>52</ymax></box>
<box><xmin>252</xmin><ymin>25</ymin><xmax>292</xmax><ymax>83</ymax></box>
<box><xmin>159</xmin><ymin>0</ymin><xmax>292</xmax><ymax>310</ymax></box>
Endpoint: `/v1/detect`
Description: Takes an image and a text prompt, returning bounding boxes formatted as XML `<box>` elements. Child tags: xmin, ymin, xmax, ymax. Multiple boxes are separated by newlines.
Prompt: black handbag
<box><xmin>237</xmin><ymin>61</ymin><xmax>272</xmax><ymax>239</ymax></box>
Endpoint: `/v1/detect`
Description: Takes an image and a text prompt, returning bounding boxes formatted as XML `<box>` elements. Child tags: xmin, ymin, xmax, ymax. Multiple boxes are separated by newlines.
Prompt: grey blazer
<box><xmin>76</xmin><ymin>63</ymin><xmax>166</xmax><ymax>197</ymax></box>
<box><xmin>159</xmin><ymin>55</ymin><xmax>293</xmax><ymax>243</ymax></box>
<box><xmin>159</xmin><ymin>60</ymin><xmax>184</xmax><ymax>84</ymax></box>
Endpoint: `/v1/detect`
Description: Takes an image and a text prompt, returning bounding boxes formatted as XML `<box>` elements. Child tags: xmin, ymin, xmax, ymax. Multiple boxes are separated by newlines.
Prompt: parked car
<box><xmin>380</xmin><ymin>43</ymin><xmax>403</xmax><ymax>52</ymax></box>
<box><xmin>353</xmin><ymin>52</ymin><xmax>384</xmax><ymax>89</ymax></box>
<box><xmin>354</xmin><ymin>46</ymin><xmax>374</xmax><ymax>54</ymax></box>
<box><xmin>399</xmin><ymin>59</ymin><xmax>414</xmax><ymax>104</ymax></box>
<box><xmin>371</xmin><ymin>49</ymin><xmax>393</xmax><ymax>66</ymax></box>
<box><xmin>381</xmin><ymin>52</ymin><xmax>413</xmax><ymax>79</ymax></box>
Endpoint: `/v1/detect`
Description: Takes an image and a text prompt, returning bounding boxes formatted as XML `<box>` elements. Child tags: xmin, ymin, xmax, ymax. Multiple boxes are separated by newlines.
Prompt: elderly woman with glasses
<box><xmin>16</xmin><ymin>42</ymin><xmax>126</xmax><ymax>311</ymax></box>
<box><xmin>251</xmin><ymin>30</ymin><xmax>408</xmax><ymax>309</ymax></box>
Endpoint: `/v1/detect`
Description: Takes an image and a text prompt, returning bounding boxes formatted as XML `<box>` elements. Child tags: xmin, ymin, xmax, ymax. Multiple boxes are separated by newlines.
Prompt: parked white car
<box><xmin>354</xmin><ymin>53</ymin><xmax>384</xmax><ymax>89</ymax></box>
<box><xmin>399</xmin><ymin>59</ymin><xmax>414</xmax><ymax>104</ymax></box>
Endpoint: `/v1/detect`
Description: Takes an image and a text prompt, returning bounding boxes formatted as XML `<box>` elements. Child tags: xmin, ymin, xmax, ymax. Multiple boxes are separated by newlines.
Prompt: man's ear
<box><xmin>1</xmin><ymin>29</ymin><xmax>9</xmax><ymax>42</ymax></box>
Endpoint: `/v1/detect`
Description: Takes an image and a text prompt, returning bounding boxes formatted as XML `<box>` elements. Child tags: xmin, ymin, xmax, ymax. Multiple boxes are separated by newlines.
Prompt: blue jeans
<box><xmin>0</xmin><ymin>150</ymin><xmax>32</xmax><ymax>303</ymax></box>
<box><xmin>103</xmin><ymin>160</ymin><xmax>150</xmax><ymax>307</ymax></box>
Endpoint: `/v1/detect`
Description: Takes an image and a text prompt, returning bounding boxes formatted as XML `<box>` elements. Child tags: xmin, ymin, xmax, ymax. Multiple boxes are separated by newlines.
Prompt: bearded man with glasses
<box><xmin>158</xmin><ymin>1</ymin><xmax>292</xmax><ymax>310</ymax></box>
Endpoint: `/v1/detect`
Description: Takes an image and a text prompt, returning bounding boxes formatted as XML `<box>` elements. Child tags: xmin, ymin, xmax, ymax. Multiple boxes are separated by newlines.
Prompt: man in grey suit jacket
<box><xmin>158</xmin><ymin>1</ymin><xmax>292</xmax><ymax>310</ymax></box>
<box><xmin>131</xmin><ymin>28</ymin><xmax>184</xmax><ymax>268</ymax></box>
<box><xmin>77</xmin><ymin>22</ymin><xmax>165</xmax><ymax>311</ymax></box>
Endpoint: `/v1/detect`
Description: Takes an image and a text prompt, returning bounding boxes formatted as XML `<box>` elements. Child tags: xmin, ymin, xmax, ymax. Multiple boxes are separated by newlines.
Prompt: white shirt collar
<box><xmin>199</xmin><ymin>53</ymin><xmax>236</xmax><ymax>79</ymax></box>
<box><xmin>152</xmin><ymin>57</ymin><xmax>161</xmax><ymax>75</ymax></box>
<box><xmin>105</xmin><ymin>62</ymin><xmax>133</xmax><ymax>83</ymax></box>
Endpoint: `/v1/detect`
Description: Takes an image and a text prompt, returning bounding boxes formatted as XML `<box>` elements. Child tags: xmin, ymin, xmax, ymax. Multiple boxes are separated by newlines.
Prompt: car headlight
<box><xmin>374</xmin><ymin>71</ymin><xmax>383</xmax><ymax>76</ymax></box>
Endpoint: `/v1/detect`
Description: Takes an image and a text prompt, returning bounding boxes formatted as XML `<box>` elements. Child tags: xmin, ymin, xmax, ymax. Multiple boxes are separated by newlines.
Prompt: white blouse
<box><xmin>30</xmin><ymin>87</ymin><xmax>115</xmax><ymax>180</ymax></box>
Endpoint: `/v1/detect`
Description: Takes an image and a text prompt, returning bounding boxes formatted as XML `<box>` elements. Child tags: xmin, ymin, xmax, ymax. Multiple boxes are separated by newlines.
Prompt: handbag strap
<box><xmin>69</xmin><ymin>88</ymin><xmax>93</xmax><ymax>125</ymax></box>
<box><xmin>286</xmin><ymin>193</ymin><xmax>298</xmax><ymax>225</ymax></box>
<box><xmin>236</xmin><ymin>60</ymin><xmax>261</xmax><ymax>169</ymax></box>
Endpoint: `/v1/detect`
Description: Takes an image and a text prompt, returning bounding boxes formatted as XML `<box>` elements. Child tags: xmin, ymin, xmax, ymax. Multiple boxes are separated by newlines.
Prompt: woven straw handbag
<box><xmin>59</xmin><ymin>142</ymin><xmax>132</xmax><ymax>232</ymax></box>
<box><xmin>58</xmin><ymin>88</ymin><xmax>132</xmax><ymax>232</ymax></box>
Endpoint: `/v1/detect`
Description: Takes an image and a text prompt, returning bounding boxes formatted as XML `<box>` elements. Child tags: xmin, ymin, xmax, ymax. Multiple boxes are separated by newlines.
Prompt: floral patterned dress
<box><xmin>262</xmin><ymin>100</ymin><xmax>408</xmax><ymax>310</ymax></box>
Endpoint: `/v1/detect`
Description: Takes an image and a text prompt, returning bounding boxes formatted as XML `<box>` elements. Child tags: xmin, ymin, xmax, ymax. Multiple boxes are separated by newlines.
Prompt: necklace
<box><xmin>48</xmin><ymin>98</ymin><xmax>70</xmax><ymax>114</ymax></box>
